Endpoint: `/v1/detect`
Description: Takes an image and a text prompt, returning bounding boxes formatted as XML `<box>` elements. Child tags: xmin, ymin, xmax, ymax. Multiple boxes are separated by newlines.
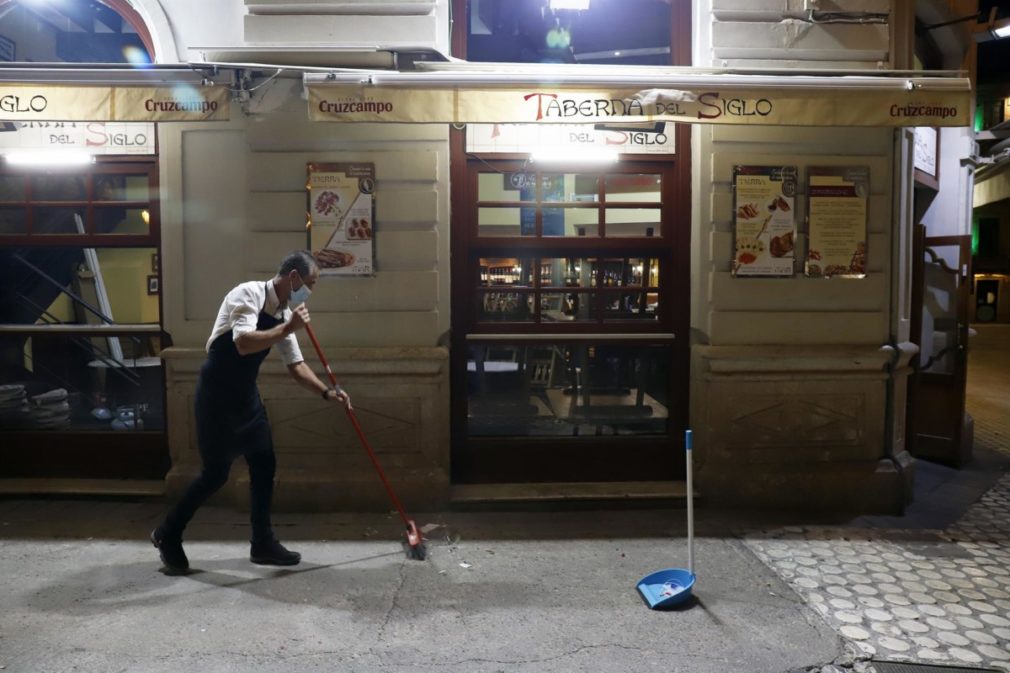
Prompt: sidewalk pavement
<box><xmin>1</xmin><ymin>330</ymin><xmax>1008</xmax><ymax>673</ymax></box>
<box><xmin>745</xmin><ymin>324</ymin><xmax>1010</xmax><ymax>672</ymax></box>
<box><xmin>0</xmin><ymin>502</ymin><xmax>842</xmax><ymax>673</ymax></box>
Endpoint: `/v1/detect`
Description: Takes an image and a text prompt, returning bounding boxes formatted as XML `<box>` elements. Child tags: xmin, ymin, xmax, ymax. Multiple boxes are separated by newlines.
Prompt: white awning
<box><xmin>304</xmin><ymin>63</ymin><xmax>972</xmax><ymax>128</ymax></box>
<box><xmin>0</xmin><ymin>64</ymin><xmax>231</xmax><ymax>122</ymax></box>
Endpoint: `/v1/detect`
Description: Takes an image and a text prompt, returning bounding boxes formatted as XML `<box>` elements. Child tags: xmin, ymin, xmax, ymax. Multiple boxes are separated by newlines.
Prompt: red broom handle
<box><xmin>303</xmin><ymin>323</ymin><xmax>412</xmax><ymax>526</ymax></box>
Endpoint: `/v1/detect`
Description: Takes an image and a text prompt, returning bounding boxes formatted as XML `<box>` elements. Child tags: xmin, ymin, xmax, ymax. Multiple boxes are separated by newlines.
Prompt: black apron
<box><xmin>194</xmin><ymin>285</ymin><xmax>283</xmax><ymax>460</ymax></box>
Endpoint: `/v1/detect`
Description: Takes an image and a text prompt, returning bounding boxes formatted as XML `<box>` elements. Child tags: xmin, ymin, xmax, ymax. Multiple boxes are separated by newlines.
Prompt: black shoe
<box><xmin>151</xmin><ymin>528</ymin><xmax>189</xmax><ymax>574</ymax></box>
<box><xmin>250</xmin><ymin>535</ymin><xmax>301</xmax><ymax>566</ymax></box>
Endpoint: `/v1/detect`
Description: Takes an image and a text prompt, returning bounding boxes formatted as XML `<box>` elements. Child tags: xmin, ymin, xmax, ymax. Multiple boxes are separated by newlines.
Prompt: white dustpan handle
<box><xmin>686</xmin><ymin>429</ymin><xmax>694</xmax><ymax>575</ymax></box>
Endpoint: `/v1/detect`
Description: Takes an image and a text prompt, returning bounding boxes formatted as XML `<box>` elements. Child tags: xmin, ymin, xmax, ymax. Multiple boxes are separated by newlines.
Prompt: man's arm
<box><xmin>287</xmin><ymin>361</ymin><xmax>351</xmax><ymax>408</ymax></box>
<box><xmin>235</xmin><ymin>305</ymin><xmax>309</xmax><ymax>356</ymax></box>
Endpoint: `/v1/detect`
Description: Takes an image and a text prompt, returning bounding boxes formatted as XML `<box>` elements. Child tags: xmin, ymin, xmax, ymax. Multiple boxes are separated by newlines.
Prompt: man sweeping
<box><xmin>151</xmin><ymin>250</ymin><xmax>349</xmax><ymax>574</ymax></box>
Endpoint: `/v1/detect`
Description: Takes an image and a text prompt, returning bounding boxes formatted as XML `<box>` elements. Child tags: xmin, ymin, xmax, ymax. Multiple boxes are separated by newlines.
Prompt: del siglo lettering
<box><xmin>523</xmin><ymin>91</ymin><xmax>774</xmax><ymax>121</ymax></box>
<box><xmin>697</xmin><ymin>92</ymin><xmax>773</xmax><ymax>120</ymax></box>
<box><xmin>605</xmin><ymin>131</ymin><xmax>669</xmax><ymax>146</ymax></box>
<box><xmin>144</xmin><ymin>98</ymin><xmax>218</xmax><ymax>114</ymax></box>
<box><xmin>0</xmin><ymin>94</ymin><xmax>48</xmax><ymax>114</ymax></box>
<box><xmin>86</xmin><ymin>123</ymin><xmax>147</xmax><ymax>148</ymax></box>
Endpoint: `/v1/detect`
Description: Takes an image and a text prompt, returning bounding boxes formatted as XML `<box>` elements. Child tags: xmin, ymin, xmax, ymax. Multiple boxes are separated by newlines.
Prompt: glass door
<box><xmin>907</xmin><ymin>226</ymin><xmax>972</xmax><ymax>467</ymax></box>
<box><xmin>451</xmin><ymin>159</ymin><xmax>688</xmax><ymax>483</ymax></box>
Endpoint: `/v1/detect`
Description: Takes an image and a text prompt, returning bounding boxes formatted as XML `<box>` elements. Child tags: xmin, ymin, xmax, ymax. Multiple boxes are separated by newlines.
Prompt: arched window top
<box><xmin>0</xmin><ymin>0</ymin><xmax>153</xmax><ymax>65</ymax></box>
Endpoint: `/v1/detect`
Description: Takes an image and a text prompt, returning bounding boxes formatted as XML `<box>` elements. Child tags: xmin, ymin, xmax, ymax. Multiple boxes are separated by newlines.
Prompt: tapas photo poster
<box><xmin>307</xmin><ymin>162</ymin><xmax>375</xmax><ymax>276</ymax></box>
<box><xmin>806</xmin><ymin>167</ymin><xmax>869</xmax><ymax>279</ymax></box>
<box><xmin>732</xmin><ymin>165</ymin><xmax>797</xmax><ymax>277</ymax></box>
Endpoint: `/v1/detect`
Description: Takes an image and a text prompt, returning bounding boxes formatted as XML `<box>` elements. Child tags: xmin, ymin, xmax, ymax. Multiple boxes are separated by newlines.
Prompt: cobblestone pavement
<box><xmin>745</xmin><ymin>325</ymin><xmax>1010</xmax><ymax>672</ymax></box>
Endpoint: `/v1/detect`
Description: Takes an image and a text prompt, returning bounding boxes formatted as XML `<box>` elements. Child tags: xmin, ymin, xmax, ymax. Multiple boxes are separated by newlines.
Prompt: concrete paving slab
<box><xmin>0</xmin><ymin>506</ymin><xmax>840</xmax><ymax>673</ymax></box>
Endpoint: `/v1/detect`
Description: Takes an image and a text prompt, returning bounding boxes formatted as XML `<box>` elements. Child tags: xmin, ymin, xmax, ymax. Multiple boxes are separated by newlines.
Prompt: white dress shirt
<box><xmin>205</xmin><ymin>278</ymin><xmax>304</xmax><ymax>366</ymax></box>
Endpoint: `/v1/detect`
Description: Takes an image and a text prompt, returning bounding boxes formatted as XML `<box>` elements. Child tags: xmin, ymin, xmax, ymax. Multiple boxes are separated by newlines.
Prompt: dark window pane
<box><xmin>0</xmin><ymin>332</ymin><xmax>166</xmax><ymax>432</ymax></box>
<box><xmin>32</xmin><ymin>175</ymin><xmax>87</xmax><ymax>201</ymax></box>
<box><xmin>602</xmin><ymin>291</ymin><xmax>659</xmax><ymax>320</ymax></box>
<box><xmin>33</xmin><ymin>207</ymin><xmax>84</xmax><ymax>234</ymax></box>
<box><xmin>598</xmin><ymin>258</ymin><xmax>660</xmax><ymax>287</ymax></box>
<box><xmin>95</xmin><ymin>207</ymin><xmax>149</xmax><ymax>235</ymax></box>
<box><xmin>0</xmin><ymin>176</ymin><xmax>25</xmax><ymax>201</ymax></box>
<box><xmin>541</xmin><ymin>291</ymin><xmax>595</xmax><ymax>322</ymax></box>
<box><xmin>467</xmin><ymin>342</ymin><xmax>670</xmax><ymax>437</ymax></box>
<box><xmin>95</xmin><ymin>175</ymin><xmax>148</xmax><ymax>202</ymax></box>
<box><xmin>0</xmin><ymin>207</ymin><xmax>26</xmax><ymax>234</ymax></box>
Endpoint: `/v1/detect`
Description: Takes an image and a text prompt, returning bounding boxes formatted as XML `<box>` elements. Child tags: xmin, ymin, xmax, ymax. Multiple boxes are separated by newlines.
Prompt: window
<box><xmin>460</xmin><ymin>161</ymin><xmax>679</xmax><ymax>444</ymax></box>
<box><xmin>0</xmin><ymin>161</ymin><xmax>164</xmax><ymax>435</ymax></box>
<box><xmin>469</xmin><ymin>167</ymin><xmax>670</xmax><ymax>333</ymax></box>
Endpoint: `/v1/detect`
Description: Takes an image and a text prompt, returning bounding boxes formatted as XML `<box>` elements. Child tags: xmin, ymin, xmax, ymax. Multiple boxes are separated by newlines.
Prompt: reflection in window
<box><xmin>34</xmin><ymin>207</ymin><xmax>84</xmax><ymax>235</ymax></box>
<box><xmin>541</xmin><ymin>292</ymin><xmax>594</xmax><ymax>322</ymax></box>
<box><xmin>467</xmin><ymin>343</ymin><xmax>670</xmax><ymax>437</ymax></box>
<box><xmin>0</xmin><ymin>332</ymin><xmax>165</xmax><ymax>432</ymax></box>
<box><xmin>605</xmin><ymin>174</ymin><xmax>661</xmax><ymax>202</ymax></box>
<box><xmin>542</xmin><ymin>207</ymin><xmax>598</xmax><ymax>237</ymax></box>
<box><xmin>478</xmin><ymin>291</ymin><xmax>534</xmax><ymax>322</ymax></box>
<box><xmin>480</xmin><ymin>258</ymin><xmax>535</xmax><ymax>286</ymax></box>
<box><xmin>0</xmin><ymin>247</ymin><xmax>161</xmax><ymax>325</ymax></box>
<box><xmin>605</xmin><ymin>207</ymin><xmax>660</xmax><ymax>237</ymax></box>
<box><xmin>541</xmin><ymin>258</ymin><xmax>594</xmax><ymax>287</ymax></box>
<box><xmin>602</xmin><ymin>291</ymin><xmax>659</xmax><ymax>321</ymax></box>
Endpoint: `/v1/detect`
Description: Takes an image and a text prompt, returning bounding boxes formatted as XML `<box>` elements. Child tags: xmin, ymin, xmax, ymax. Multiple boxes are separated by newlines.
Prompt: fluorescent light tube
<box><xmin>4</xmin><ymin>150</ymin><xmax>95</xmax><ymax>166</ymax></box>
<box><xmin>994</xmin><ymin>23</ymin><xmax>1010</xmax><ymax>39</ymax></box>
<box><xmin>531</xmin><ymin>149</ymin><xmax>618</xmax><ymax>163</ymax></box>
<box><xmin>550</xmin><ymin>0</ymin><xmax>590</xmax><ymax>9</ymax></box>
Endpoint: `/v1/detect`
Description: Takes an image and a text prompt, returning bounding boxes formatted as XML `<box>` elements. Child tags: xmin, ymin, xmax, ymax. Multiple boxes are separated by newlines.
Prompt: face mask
<box><xmin>288</xmin><ymin>277</ymin><xmax>312</xmax><ymax>307</ymax></box>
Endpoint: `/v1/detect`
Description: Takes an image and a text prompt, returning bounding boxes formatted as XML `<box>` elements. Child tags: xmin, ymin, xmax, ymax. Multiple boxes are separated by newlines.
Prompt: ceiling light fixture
<box><xmin>549</xmin><ymin>0</ymin><xmax>590</xmax><ymax>10</ymax></box>
<box><xmin>919</xmin><ymin>7</ymin><xmax>1010</xmax><ymax>42</ymax></box>
<box><xmin>531</xmin><ymin>148</ymin><xmax>618</xmax><ymax>163</ymax></box>
<box><xmin>4</xmin><ymin>150</ymin><xmax>95</xmax><ymax>166</ymax></box>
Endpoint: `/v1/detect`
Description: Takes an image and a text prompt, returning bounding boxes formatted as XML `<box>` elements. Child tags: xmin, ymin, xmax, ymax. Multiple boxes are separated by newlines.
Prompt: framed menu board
<box><xmin>307</xmin><ymin>162</ymin><xmax>375</xmax><ymax>276</ymax></box>
<box><xmin>732</xmin><ymin>165</ymin><xmax>797</xmax><ymax>277</ymax></box>
<box><xmin>806</xmin><ymin>167</ymin><xmax>869</xmax><ymax>279</ymax></box>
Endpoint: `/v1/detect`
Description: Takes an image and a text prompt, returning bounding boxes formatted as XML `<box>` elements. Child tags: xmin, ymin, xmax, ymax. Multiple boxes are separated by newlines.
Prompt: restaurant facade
<box><xmin>0</xmin><ymin>0</ymin><xmax>980</xmax><ymax>513</ymax></box>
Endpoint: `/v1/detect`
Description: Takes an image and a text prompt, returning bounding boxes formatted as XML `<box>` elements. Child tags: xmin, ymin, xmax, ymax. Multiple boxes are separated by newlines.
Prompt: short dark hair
<box><xmin>278</xmin><ymin>250</ymin><xmax>317</xmax><ymax>278</ymax></box>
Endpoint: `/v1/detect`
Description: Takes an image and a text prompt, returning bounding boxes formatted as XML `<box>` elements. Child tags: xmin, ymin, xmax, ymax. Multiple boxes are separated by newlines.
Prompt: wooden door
<box><xmin>907</xmin><ymin>226</ymin><xmax>972</xmax><ymax>466</ymax></box>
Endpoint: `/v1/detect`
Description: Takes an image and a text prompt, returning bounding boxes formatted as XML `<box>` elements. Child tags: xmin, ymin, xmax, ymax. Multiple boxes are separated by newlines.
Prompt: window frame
<box><xmin>465</xmin><ymin>158</ymin><xmax>677</xmax><ymax>335</ymax></box>
<box><xmin>0</xmin><ymin>157</ymin><xmax>160</xmax><ymax>248</ymax></box>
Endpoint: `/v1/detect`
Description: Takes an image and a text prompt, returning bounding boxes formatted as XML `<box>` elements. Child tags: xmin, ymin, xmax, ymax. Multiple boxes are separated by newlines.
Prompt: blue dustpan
<box><xmin>637</xmin><ymin>568</ymin><xmax>695</xmax><ymax>608</ymax></box>
<box><xmin>637</xmin><ymin>429</ymin><xmax>696</xmax><ymax>609</ymax></box>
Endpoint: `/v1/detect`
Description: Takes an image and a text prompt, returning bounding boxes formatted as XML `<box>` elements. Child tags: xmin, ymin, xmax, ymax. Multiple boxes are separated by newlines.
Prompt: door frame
<box><xmin>906</xmin><ymin>226</ymin><xmax>972</xmax><ymax>466</ymax></box>
<box><xmin>448</xmin><ymin>127</ymin><xmax>691</xmax><ymax>483</ymax></box>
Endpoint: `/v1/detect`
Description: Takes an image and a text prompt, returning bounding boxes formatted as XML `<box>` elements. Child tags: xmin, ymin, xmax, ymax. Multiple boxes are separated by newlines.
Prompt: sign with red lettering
<box><xmin>307</xmin><ymin>163</ymin><xmax>376</xmax><ymax>277</ymax></box>
<box><xmin>467</xmin><ymin>123</ymin><xmax>675</xmax><ymax>154</ymax></box>
<box><xmin>0</xmin><ymin>122</ymin><xmax>155</xmax><ymax>154</ymax></box>
<box><xmin>0</xmin><ymin>84</ymin><xmax>229</xmax><ymax>121</ymax></box>
<box><xmin>308</xmin><ymin>84</ymin><xmax>970</xmax><ymax>128</ymax></box>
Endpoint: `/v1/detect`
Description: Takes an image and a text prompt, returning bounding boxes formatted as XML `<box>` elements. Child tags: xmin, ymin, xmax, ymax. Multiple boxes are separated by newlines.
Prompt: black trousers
<box><xmin>161</xmin><ymin>450</ymin><xmax>276</xmax><ymax>542</ymax></box>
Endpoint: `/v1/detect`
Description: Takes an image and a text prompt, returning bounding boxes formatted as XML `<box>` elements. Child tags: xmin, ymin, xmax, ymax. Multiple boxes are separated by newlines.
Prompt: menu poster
<box><xmin>806</xmin><ymin>167</ymin><xmax>869</xmax><ymax>279</ymax></box>
<box><xmin>307</xmin><ymin>162</ymin><xmax>375</xmax><ymax>276</ymax></box>
<box><xmin>732</xmin><ymin>165</ymin><xmax>797</xmax><ymax>277</ymax></box>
